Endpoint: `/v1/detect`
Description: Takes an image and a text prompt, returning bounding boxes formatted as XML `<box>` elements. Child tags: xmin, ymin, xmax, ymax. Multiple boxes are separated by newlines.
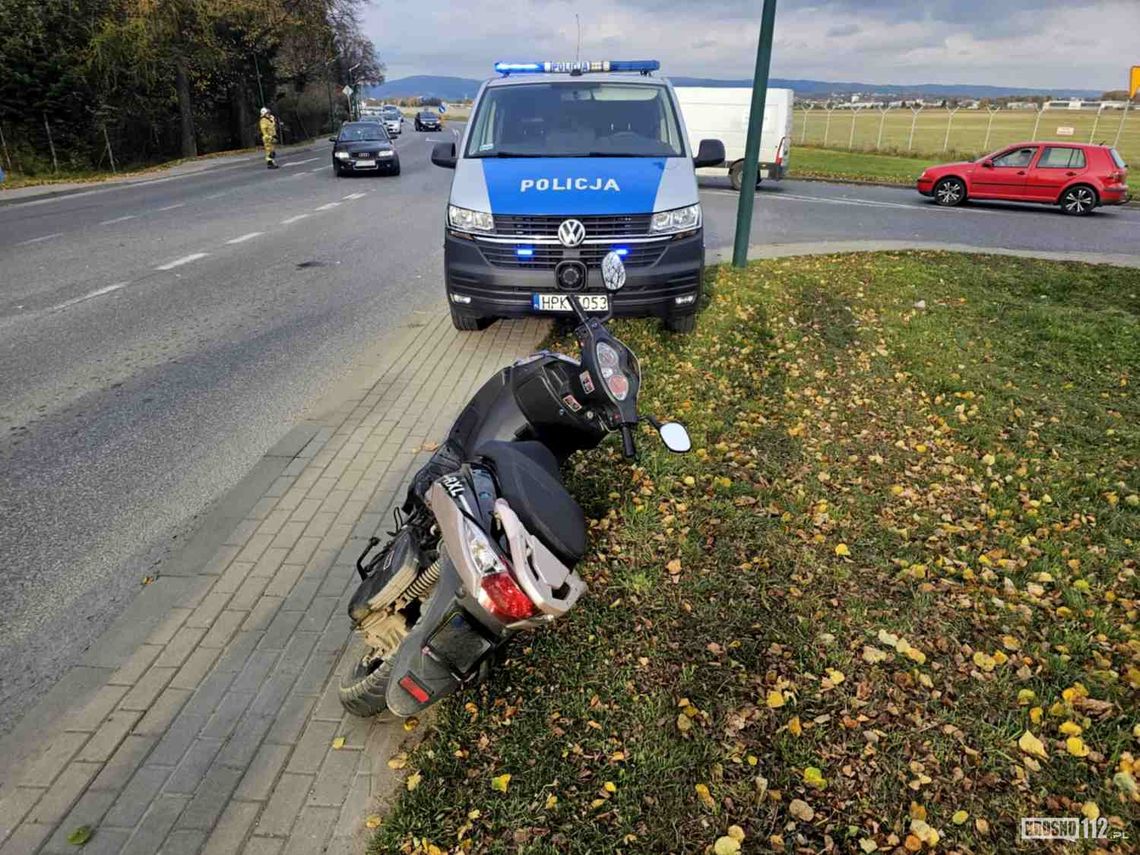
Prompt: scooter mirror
<box><xmin>601</xmin><ymin>251</ymin><xmax>626</xmax><ymax>292</ymax></box>
<box><xmin>658</xmin><ymin>422</ymin><xmax>691</xmax><ymax>453</ymax></box>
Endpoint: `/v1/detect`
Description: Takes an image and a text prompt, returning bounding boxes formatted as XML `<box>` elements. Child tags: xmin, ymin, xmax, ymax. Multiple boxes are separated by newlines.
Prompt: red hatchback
<box><xmin>917</xmin><ymin>142</ymin><xmax>1129</xmax><ymax>215</ymax></box>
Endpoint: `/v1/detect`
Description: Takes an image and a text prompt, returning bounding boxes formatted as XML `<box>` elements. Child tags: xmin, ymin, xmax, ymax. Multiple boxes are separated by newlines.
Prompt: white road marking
<box><xmin>226</xmin><ymin>232</ymin><xmax>263</xmax><ymax>245</ymax></box>
<box><xmin>310</xmin><ymin>165</ymin><xmax>330</xmax><ymax>173</ymax></box>
<box><xmin>48</xmin><ymin>282</ymin><xmax>128</xmax><ymax>312</ymax></box>
<box><xmin>99</xmin><ymin>215</ymin><xmax>137</xmax><ymax>225</ymax></box>
<box><xmin>314</xmin><ymin>202</ymin><xmax>340</xmax><ymax>211</ymax></box>
<box><xmin>281</xmin><ymin>157</ymin><xmax>318</xmax><ymax>168</ymax></box>
<box><xmin>15</xmin><ymin>232</ymin><xmax>63</xmax><ymax>247</ymax></box>
<box><xmin>157</xmin><ymin>203</ymin><xmax>186</xmax><ymax>212</ymax></box>
<box><xmin>204</xmin><ymin>192</ymin><xmax>227</xmax><ymax>200</ymax></box>
<box><xmin>342</xmin><ymin>192</ymin><xmax>366</xmax><ymax>201</ymax></box>
<box><xmin>156</xmin><ymin>252</ymin><xmax>208</xmax><ymax>270</ymax></box>
<box><xmin>280</xmin><ymin>214</ymin><xmax>310</xmax><ymax>225</ymax></box>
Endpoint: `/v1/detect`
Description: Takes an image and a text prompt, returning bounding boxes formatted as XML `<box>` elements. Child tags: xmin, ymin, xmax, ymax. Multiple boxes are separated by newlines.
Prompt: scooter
<box><xmin>338</xmin><ymin>252</ymin><xmax>692</xmax><ymax>718</ymax></box>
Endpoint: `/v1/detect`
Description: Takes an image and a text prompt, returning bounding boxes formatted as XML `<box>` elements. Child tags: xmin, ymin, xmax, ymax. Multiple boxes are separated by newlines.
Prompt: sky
<box><xmin>362</xmin><ymin>0</ymin><xmax>1137</xmax><ymax>91</ymax></box>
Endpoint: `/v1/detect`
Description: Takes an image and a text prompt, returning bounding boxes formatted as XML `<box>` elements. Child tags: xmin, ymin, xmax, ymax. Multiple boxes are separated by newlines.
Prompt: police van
<box><xmin>430</xmin><ymin>60</ymin><xmax>725</xmax><ymax>332</ymax></box>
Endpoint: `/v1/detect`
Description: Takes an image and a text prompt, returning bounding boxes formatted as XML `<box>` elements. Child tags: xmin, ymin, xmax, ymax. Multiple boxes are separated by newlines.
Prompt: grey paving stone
<box><xmin>200</xmin><ymin>801</ymin><xmax>259</xmax><ymax>855</ymax></box>
<box><xmin>154</xmin><ymin>625</ymin><xmax>208</xmax><ymax>669</ymax></box>
<box><xmin>0</xmin><ymin>823</ymin><xmax>52</xmax><ymax>855</ymax></box>
<box><xmin>211</xmin><ymin>632</ymin><xmax>261</xmax><ymax>676</ymax></box>
<box><xmin>174</xmin><ymin>764</ymin><xmax>241</xmax><ymax>831</ymax></box>
<box><xmin>89</xmin><ymin>735</ymin><xmax>156</xmax><ymax>793</ymax></box>
<box><xmin>280</xmin><ymin>578</ymin><xmax>319</xmax><ymax>615</ymax></box>
<box><xmin>40</xmin><ymin>787</ymin><xmax>116</xmax><ymax>852</ymax></box>
<box><xmin>182</xmin><ymin>667</ymin><xmax>237</xmax><ymax>719</ymax></box>
<box><xmin>264</xmin><ymin>694</ymin><xmax>316</xmax><ymax>747</ymax></box>
<box><xmin>297</xmin><ymin>598</ymin><xmax>339</xmax><ymax>636</ymax></box>
<box><xmin>212</xmin><ymin>562</ymin><xmax>252</xmax><ymax>597</ymax></box>
<box><xmin>262</xmin><ymin>563</ymin><xmax>304</xmax><ymax>599</ymax></box>
<box><xmin>161</xmin><ymin>828</ymin><xmax>207</xmax><ymax>855</ymax></box>
<box><xmin>144</xmin><ymin>607</ymin><xmax>193</xmax><ymax>647</ymax></box>
<box><xmin>332</xmin><ymin>772</ymin><xmax>373</xmax><ymax>839</ymax></box>
<box><xmin>233</xmin><ymin>743</ymin><xmax>291</xmax><ymax>802</ymax></box>
<box><xmin>284</xmin><ymin>720</ymin><xmax>338</xmax><ymax>775</ymax></box>
<box><xmin>60</xmin><ymin>683</ymin><xmax>130</xmax><ymax>733</ymax></box>
<box><xmin>242</xmin><ymin>836</ymin><xmax>283</xmax><ymax>855</ymax></box>
<box><xmin>106</xmin><ymin>645</ymin><xmax>163</xmax><ymax>688</ymax></box>
<box><xmin>258</xmin><ymin>610</ymin><xmax>303</xmax><ymax>652</ymax></box>
<box><xmin>0</xmin><ymin>787</ymin><xmax>44</xmax><ymax>843</ymax></box>
<box><xmin>200</xmin><ymin>692</ymin><xmax>255</xmax><ymax>741</ymax></box>
<box><xmin>132</xmin><ymin>688</ymin><xmax>190</xmax><ymax>736</ymax></box>
<box><xmin>229</xmin><ymin>649</ymin><xmax>281</xmax><ymax>696</ymax></box>
<box><xmin>118</xmin><ymin>794</ymin><xmax>187</xmax><ymax>855</ymax></box>
<box><xmin>229</xmin><ymin>576</ymin><xmax>272</xmax><ymax>615</ymax></box>
<box><xmin>197</xmin><ymin>610</ymin><xmax>245</xmax><ymax>649</ymax></box>
<box><xmin>274</xmin><ymin>633</ymin><xmax>318</xmax><ymax>680</ymax></box>
<box><xmin>25</xmin><ymin>761</ymin><xmax>100</xmax><ymax>826</ymax></box>
<box><xmin>170</xmin><ymin>647</ymin><xmax>222</xmax><ymax>692</ymax></box>
<box><xmin>102</xmin><ymin>765</ymin><xmax>172</xmax><ymax>828</ymax></box>
<box><xmin>18</xmin><ymin>732</ymin><xmax>89</xmax><ymax>787</ymax></box>
<box><xmin>280</xmin><ymin>806</ymin><xmax>337</xmax><ymax>855</ymax></box>
<box><xmin>78</xmin><ymin>710</ymin><xmax>142</xmax><ymax>763</ymax></box>
<box><xmin>307</xmin><ymin>749</ymin><xmax>359</xmax><ymax>808</ymax></box>
<box><xmin>332</xmin><ymin>713</ymin><xmax>370</xmax><ymax>752</ymax></box>
<box><xmin>164</xmin><ymin>738</ymin><xmax>223</xmax><ymax>795</ymax></box>
<box><xmin>119</xmin><ymin>666</ymin><xmax>176</xmax><ymax>711</ymax></box>
<box><xmin>251</xmin><ymin>547</ymin><xmax>290</xmax><ymax>580</ymax></box>
<box><xmin>212</xmin><ymin>712</ymin><xmax>273</xmax><ymax>771</ymax></box>
<box><xmin>254</xmin><ymin>774</ymin><xmax>311</xmax><ymax>837</ymax></box>
<box><xmin>185</xmin><ymin>591</ymin><xmax>231</xmax><ymax>630</ymax></box>
<box><xmin>147</xmin><ymin>712</ymin><xmax>208</xmax><ymax>768</ymax></box>
<box><xmin>292</xmin><ymin>650</ymin><xmax>338</xmax><ymax>697</ymax></box>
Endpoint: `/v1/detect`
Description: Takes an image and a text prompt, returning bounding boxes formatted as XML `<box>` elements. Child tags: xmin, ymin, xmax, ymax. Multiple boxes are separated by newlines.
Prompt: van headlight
<box><xmin>449</xmin><ymin>205</ymin><xmax>494</xmax><ymax>232</ymax></box>
<box><xmin>650</xmin><ymin>204</ymin><xmax>701</xmax><ymax>233</ymax></box>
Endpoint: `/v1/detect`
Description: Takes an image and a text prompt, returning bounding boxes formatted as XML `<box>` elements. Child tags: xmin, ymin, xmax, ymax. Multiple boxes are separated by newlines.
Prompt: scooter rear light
<box><xmin>477</xmin><ymin>571</ymin><xmax>537</xmax><ymax>621</ymax></box>
<box><xmin>398</xmin><ymin>673</ymin><xmax>431</xmax><ymax>703</ymax></box>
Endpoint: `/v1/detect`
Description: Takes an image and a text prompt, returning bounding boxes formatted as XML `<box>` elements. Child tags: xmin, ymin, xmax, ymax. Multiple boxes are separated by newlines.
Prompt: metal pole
<box><xmin>1089</xmin><ymin>103</ymin><xmax>1103</xmax><ymax>143</ymax></box>
<box><xmin>575</xmin><ymin>14</ymin><xmax>581</xmax><ymax>61</ymax></box>
<box><xmin>732</xmin><ymin>0</ymin><xmax>778</xmax><ymax>269</ymax></box>
<box><xmin>823</xmin><ymin>107</ymin><xmax>832</xmax><ymax>147</ymax></box>
<box><xmin>1117</xmin><ymin>100</ymin><xmax>1135</xmax><ymax>147</ymax></box>
<box><xmin>876</xmin><ymin>106</ymin><xmax>888</xmax><ymax>150</ymax></box>
<box><xmin>0</xmin><ymin>122</ymin><xmax>12</xmax><ymax>171</ymax></box>
<box><xmin>254</xmin><ymin>54</ymin><xmax>266</xmax><ymax>107</ymax></box>
<box><xmin>800</xmin><ymin>105</ymin><xmax>810</xmax><ymax>144</ymax></box>
<box><xmin>43</xmin><ymin>114</ymin><xmax>58</xmax><ymax>173</ymax></box>
<box><xmin>908</xmin><ymin>106</ymin><xmax>922</xmax><ymax>151</ymax></box>
<box><xmin>102</xmin><ymin>124</ymin><xmax>117</xmax><ymax>173</ymax></box>
<box><xmin>942</xmin><ymin>107</ymin><xmax>959</xmax><ymax>152</ymax></box>
<box><xmin>848</xmin><ymin>106</ymin><xmax>860</xmax><ymax>149</ymax></box>
<box><xmin>1032</xmin><ymin>105</ymin><xmax>1043</xmax><ymax>140</ymax></box>
<box><xmin>983</xmin><ymin>106</ymin><xmax>999</xmax><ymax>150</ymax></box>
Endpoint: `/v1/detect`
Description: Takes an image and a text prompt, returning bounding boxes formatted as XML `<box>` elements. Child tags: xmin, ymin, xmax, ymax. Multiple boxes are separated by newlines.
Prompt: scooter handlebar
<box><xmin>620</xmin><ymin>424</ymin><xmax>636</xmax><ymax>459</ymax></box>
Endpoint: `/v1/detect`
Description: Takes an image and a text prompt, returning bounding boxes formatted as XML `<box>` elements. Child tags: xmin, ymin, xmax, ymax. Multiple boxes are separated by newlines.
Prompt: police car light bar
<box><xmin>494</xmin><ymin>60</ymin><xmax>660</xmax><ymax>75</ymax></box>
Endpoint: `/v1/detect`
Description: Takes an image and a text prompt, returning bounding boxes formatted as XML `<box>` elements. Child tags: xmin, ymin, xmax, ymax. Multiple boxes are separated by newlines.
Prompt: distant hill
<box><xmin>366</xmin><ymin>74</ymin><xmax>1102</xmax><ymax>102</ymax></box>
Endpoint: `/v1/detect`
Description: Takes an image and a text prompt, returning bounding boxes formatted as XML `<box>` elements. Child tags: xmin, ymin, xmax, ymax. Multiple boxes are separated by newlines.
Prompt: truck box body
<box><xmin>675</xmin><ymin>87</ymin><xmax>793</xmax><ymax>188</ymax></box>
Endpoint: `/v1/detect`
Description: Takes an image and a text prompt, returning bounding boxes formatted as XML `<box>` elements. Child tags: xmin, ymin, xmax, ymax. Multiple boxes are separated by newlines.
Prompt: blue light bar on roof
<box><xmin>493</xmin><ymin>60</ymin><xmax>660</xmax><ymax>75</ymax></box>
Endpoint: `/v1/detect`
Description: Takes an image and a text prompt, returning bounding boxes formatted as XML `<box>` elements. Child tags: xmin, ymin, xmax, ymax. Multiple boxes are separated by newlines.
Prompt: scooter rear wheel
<box><xmin>338</xmin><ymin>655</ymin><xmax>394</xmax><ymax>717</ymax></box>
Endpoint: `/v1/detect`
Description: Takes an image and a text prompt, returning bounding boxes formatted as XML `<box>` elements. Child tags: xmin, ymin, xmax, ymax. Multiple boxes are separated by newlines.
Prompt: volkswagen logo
<box><xmin>557</xmin><ymin>219</ymin><xmax>586</xmax><ymax>248</ymax></box>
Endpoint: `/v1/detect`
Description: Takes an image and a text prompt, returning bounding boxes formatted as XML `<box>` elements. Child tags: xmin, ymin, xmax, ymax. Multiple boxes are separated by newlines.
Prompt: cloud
<box><xmin>363</xmin><ymin>0</ymin><xmax>1136</xmax><ymax>91</ymax></box>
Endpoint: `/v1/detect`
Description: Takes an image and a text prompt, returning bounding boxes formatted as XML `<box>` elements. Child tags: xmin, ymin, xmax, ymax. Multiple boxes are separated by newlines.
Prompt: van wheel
<box><xmin>729</xmin><ymin>162</ymin><xmax>761</xmax><ymax>192</ymax></box>
<box><xmin>664</xmin><ymin>313</ymin><xmax>697</xmax><ymax>334</ymax></box>
<box><xmin>933</xmin><ymin>178</ymin><xmax>966</xmax><ymax>207</ymax></box>
<box><xmin>450</xmin><ymin>306</ymin><xmax>489</xmax><ymax>331</ymax></box>
<box><xmin>1060</xmin><ymin>185</ymin><xmax>1097</xmax><ymax>216</ymax></box>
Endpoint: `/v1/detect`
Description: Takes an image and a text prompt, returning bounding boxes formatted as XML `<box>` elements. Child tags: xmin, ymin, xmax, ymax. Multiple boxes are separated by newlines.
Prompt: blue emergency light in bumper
<box><xmin>444</xmin><ymin>230</ymin><xmax>703</xmax><ymax>320</ymax></box>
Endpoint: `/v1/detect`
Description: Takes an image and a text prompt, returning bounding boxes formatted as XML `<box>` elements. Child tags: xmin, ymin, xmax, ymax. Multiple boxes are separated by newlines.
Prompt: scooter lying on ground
<box><xmin>338</xmin><ymin>252</ymin><xmax>692</xmax><ymax>717</ymax></box>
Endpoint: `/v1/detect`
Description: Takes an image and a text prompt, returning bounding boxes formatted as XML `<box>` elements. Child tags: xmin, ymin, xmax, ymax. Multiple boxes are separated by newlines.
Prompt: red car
<box><xmin>917</xmin><ymin>142</ymin><xmax>1129</xmax><ymax>215</ymax></box>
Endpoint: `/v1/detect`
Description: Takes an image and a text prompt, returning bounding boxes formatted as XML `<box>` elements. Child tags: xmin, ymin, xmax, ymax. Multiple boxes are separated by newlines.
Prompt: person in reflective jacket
<box><xmin>259</xmin><ymin>107</ymin><xmax>279</xmax><ymax>169</ymax></box>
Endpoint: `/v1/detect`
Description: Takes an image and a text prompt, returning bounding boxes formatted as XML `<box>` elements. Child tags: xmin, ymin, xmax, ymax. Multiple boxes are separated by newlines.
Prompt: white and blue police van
<box><xmin>430</xmin><ymin>60</ymin><xmax>725</xmax><ymax>332</ymax></box>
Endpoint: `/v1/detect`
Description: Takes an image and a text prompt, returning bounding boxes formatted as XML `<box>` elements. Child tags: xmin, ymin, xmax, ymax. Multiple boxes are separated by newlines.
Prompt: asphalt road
<box><xmin>1</xmin><ymin>140</ymin><xmax>1138</xmax><ymax>734</ymax></box>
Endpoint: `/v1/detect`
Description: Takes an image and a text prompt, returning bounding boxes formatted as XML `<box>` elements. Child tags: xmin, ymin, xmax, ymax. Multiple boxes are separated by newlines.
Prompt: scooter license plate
<box><xmin>426</xmin><ymin>611</ymin><xmax>493</xmax><ymax>677</ymax></box>
<box><xmin>532</xmin><ymin>293</ymin><xmax>609</xmax><ymax>313</ymax></box>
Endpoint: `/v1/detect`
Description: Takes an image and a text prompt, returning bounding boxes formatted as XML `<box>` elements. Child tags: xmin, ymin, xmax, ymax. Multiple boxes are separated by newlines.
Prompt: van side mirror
<box><xmin>694</xmin><ymin>139</ymin><xmax>726</xmax><ymax>169</ymax></box>
<box><xmin>432</xmin><ymin>142</ymin><xmax>457</xmax><ymax>169</ymax></box>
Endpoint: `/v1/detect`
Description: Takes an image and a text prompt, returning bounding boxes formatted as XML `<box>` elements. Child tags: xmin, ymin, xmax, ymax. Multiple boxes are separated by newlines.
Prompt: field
<box><xmin>790</xmin><ymin>147</ymin><xmax>930</xmax><ymax>185</ymax></box>
<box><xmin>372</xmin><ymin>253</ymin><xmax>1139</xmax><ymax>855</ymax></box>
<box><xmin>794</xmin><ymin>106</ymin><xmax>1140</xmax><ymax>166</ymax></box>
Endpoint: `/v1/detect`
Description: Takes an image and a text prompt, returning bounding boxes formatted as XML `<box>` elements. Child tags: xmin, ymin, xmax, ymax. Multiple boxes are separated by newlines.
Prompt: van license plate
<box><xmin>532</xmin><ymin>294</ymin><xmax>609</xmax><ymax>313</ymax></box>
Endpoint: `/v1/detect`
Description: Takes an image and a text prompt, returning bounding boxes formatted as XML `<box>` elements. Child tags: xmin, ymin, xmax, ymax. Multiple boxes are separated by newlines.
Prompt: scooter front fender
<box><xmin>384</xmin><ymin>558</ymin><xmax>476</xmax><ymax>717</ymax></box>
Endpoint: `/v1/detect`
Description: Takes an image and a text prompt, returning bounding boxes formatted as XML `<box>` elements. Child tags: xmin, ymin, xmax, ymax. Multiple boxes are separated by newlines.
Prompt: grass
<box><xmin>790</xmin><ymin>146</ymin><xmax>931</xmax><ymax>184</ymax></box>
<box><xmin>373</xmin><ymin>252</ymin><xmax>1140</xmax><ymax>855</ymax></box>
<box><xmin>793</xmin><ymin>107</ymin><xmax>1140</xmax><ymax>167</ymax></box>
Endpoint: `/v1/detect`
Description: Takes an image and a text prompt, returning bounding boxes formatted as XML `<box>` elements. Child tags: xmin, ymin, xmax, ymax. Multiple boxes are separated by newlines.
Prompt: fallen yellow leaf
<box><xmin>364</xmin><ymin>815</ymin><xmax>382</xmax><ymax>829</ymax></box>
<box><xmin>544</xmin><ymin>794</ymin><xmax>558</xmax><ymax>809</ymax></box>
<box><xmin>951</xmin><ymin>810</ymin><xmax>968</xmax><ymax>825</ymax></box>
<box><xmin>803</xmin><ymin>767</ymin><xmax>827</xmax><ymax>790</ymax></box>
<box><xmin>331</xmin><ymin>736</ymin><xmax>346</xmax><ymax>750</ymax></box>
<box><xmin>387</xmin><ymin>753</ymin><xmax>408</xmax><ymax>770</ymax></box>
<box><xmin>1018</xmin><ymin>730</ymin><xmax>1048</xmax><ymax>760</ymax></box>
<box><xmin>765</xmin><ymin>689</ymin><xmax>786</xmax><ymax>709</ymax></box>
<box><xmin>695</xmin><ymin>783</ymin><xmax>716</xmax><ymax>811</ymax></box>
<box><xmin>1066</xmin><ymin>736</ymin><xmax>1090</xmax><ymax>757</ymax></box>
<box><xmin>859</xmin><ymin>838</ymin><xmax>878</xmax><ymax>853</ymax></box>
<box><xmin>406</xmin><ymin>771</ymin><xmax>422</xmax><ymax>791</ymax></box>
<box><xmin>727</xmin><ymin>825</ymin><xmax>745</xmax><ymax>843</ymax></box>
<box><xmin>403</xmin><ymin>717</ymin><xmax>419</xmax><ymax>732</ymax></box>
<box><xmin>713</xmin><ymin>836</ymin><xmax>741</xmax><ymax>855</ymax></box>
<box><xmin>788</xmin><ymin>798</ymin><xmax>814</xmax><ymax>821</ymax></box>
<box><xmin>1081</xmin><ymin>801</ymin><xmax>1100</xmax><ymax>820</ymax></box>
<box><xmin>835</xmin><ymin>543</ymin><xmax>850</xmax><ymax>557</ymax></box>
<box><xmin>788</xmin><ymin>716</ymin><xmax>802</xmax><ymax>737</ymax></box>
<box><xmin>491</xmin><ymin>773</ymin><xmax>511</xmax><ymax>793</ymax></box>
<box><xmin>1059</xmin><ymin>721</ymin><xmax>1082</xmax><ymax>736</ymax></box>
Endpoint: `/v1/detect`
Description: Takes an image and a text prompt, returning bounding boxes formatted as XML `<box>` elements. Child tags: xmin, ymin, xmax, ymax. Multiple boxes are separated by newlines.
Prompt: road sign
<box><xmin>439</xmin><ymin>102</ymin><xmax>448</xmax><ymax>114</ymax></box>
<box><xmin>1130</xmin><ymin>65</ymin><xmax>1140</xmax><ymax>98</ymax></box>
<box><xmin>342</xmin><ymin>85</ymin><xmax>354</xmax><ymax>98</ymax></box>
<box><xmin>1056</xmin><ymin>126</ymin><xmax>1075</xmax><ymax>136</ymax></box>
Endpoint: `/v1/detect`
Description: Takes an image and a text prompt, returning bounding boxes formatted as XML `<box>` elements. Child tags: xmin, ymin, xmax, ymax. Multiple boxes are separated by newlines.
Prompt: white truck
<box><xmin>674</xmin><ymin>87</ymin><xmax>794</xmax><ymax>190</ymax></box>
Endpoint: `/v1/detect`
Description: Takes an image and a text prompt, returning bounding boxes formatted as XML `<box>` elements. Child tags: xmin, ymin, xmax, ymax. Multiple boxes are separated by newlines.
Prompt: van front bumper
<box><xmin>444</xmin><ymin>230</ymin><xmax>704</xmax><ymax>321</ymax></box>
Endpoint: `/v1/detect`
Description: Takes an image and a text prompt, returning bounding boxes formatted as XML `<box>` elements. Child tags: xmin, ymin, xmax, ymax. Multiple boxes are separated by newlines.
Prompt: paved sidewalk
<box><xmin>0</xmin><ymin>309</ymin><xmax>548</xmax><ymax>855</ymax></box>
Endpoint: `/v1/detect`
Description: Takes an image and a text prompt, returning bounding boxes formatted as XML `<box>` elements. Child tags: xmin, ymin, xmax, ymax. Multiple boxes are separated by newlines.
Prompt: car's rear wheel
<box><xmin>933</xmin><ymin>177</ymin><xmax>966</xmax><ymax>207</ymax></box>
<box><xmin>1060</xmin><ymin>185</ymin><xmax>1097</xmax><ymax>216</ymax></box>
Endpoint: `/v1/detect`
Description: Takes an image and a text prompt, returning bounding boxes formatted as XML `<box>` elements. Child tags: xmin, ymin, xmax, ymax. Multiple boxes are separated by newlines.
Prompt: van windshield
<box><xmin>465</xmin><ymin>81</ymin><xmax>686</xmax><ymax>158</ymax></box>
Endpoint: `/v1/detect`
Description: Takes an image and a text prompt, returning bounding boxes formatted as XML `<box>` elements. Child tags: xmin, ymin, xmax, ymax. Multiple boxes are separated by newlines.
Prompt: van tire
<box><xmin>450</xmin><ymin>306</ymin><xmax>489</xmax><ymax>331</ymax></box>
<box><xmin>665</xmin><ymin>313</ymin><xmax>697</xmax><ymax>334</ymax></box>
<box><xmin>729</xmin><ymin>161</ymin><xmax>761</xmax><ymax>192</ymax></box>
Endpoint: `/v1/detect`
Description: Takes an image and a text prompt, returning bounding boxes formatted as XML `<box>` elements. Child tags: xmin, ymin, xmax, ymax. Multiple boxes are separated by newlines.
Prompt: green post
<box><xmin>732</xmin><ymin>0</ymin><xmax>779</xmax><ymax>268</ymax></box>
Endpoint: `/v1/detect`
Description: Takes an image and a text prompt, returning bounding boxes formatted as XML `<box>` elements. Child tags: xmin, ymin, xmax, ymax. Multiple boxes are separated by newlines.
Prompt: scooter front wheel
<box><xmin>339</xmin><ymin>653</ymin><xmax>394</xmax><ymax>717</ymax></box>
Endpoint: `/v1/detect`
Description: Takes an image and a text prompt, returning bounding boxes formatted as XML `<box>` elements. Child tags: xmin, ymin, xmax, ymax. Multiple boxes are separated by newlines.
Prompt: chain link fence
<box><xmin>794</xmin><ymin>104</ymin><xmax>1138</xmax><ymax>165</ymax></box>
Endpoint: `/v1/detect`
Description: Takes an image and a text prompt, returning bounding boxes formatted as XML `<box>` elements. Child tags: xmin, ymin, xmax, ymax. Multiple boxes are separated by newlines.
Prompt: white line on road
<box><xmin>226</xmin><ymin>232</ymin><xmax>264</xmax><ymax>245</ymax></box>
<box><xmin>47</xmin><ymin>282</ymin><xmax>128</xmax><ymax>312</ymax></box>
<box><xmin>99</xmin><ymin>215</ymin><xmax>137</xmax><ymax>225</ymax></box>
<box><xmin>281</xmin><ymin>157</ymin><xmax>318</xmax><ymax>168</ymax></box>
<box><xmin>342</xmin><ymin>192</ymin><xmax>366</xmax><ymax>201</ymax></box>
<box><xmin>156</xmin><ymin>252</ymin><xmax>208</xmax><ymax>271</ymax></box>
<box><xmin>280</xmin><ymin>214</ymin><xmax>310</xmax><ymax>225</ymax></box>
<box><xmin>314</xmin><ymin>202</ymin><xmax>340</xmax><ymax>211</ymax></box>
<box><xmin>204</xmin><ymin>192</ymin><xmax>228</xmax><ymax>200</ymax></box>
<box><xmin>157</xmin><ymin>203</ymin><xmax>186</xmax><ymax>212</ymax></box>
<box><xmin>16</xmin><ymin>232</ymin><xmax>64</xmax><ymax>247</ymax></box>
<box><xmin>310</xmin><ymin>166</ymin><xmax>330</xmax><ymax>173</ymax></box>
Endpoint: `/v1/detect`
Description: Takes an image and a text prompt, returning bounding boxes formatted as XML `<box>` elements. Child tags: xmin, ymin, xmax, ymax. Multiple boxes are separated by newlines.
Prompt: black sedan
<box><xmin>330</xmin><ymin>122</ymin><xmax>400</xmax><ymax>176</ymax></box>
<box><xmin>414</xmin><ymin>111</ymin><xmax>442</xmax><ymax>132</ymax></box>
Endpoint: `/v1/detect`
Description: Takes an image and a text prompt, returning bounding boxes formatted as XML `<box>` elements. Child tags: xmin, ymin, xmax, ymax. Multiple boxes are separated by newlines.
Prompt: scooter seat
<box><xmin>475</xmin><ymin>441</ymin><xmax>586</xmax><ymax>567</ymax></box>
